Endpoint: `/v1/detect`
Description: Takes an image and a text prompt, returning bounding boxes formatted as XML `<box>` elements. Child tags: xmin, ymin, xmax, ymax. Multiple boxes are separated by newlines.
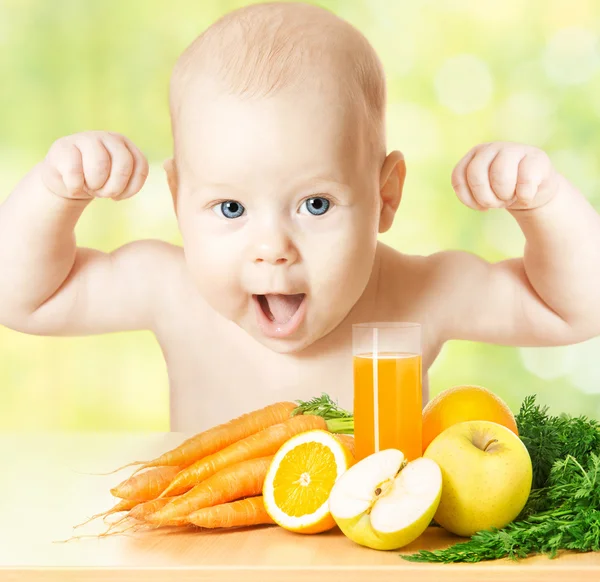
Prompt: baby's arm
<box><xmin>432</xmin><ymin>142</ymin><xmax>600</xmax><ymax>346</ymax></box>
<box><xmin>0</xmin><ymin>131</ymin><xmax>166</xmax><ymax>336</ymax></box>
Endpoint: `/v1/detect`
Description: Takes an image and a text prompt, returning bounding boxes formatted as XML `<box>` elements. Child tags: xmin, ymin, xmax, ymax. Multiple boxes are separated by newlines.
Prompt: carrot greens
<box><xmin>404</xmin><ymin>395</ymin><xmax>600</xmax><ymax>563</ymax></box>
<box><xmin>293</xmin><ymin>393</ymin><xmax>355</xmax><ymax>434</ymax></box>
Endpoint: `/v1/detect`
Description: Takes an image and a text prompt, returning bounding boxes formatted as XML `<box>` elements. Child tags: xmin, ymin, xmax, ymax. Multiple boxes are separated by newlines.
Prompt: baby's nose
<box><xmin>254</xmin><ymin>242</ymin><xmax>297</xmax><ymax>265</ymax></box>
<box><xmin>251</xmin><ymin>229</ymin><xmax>298</xmax><ymax>266</ymax></box>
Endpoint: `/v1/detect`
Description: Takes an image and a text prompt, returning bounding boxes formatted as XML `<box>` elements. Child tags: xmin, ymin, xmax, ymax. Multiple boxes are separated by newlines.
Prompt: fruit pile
<box><xmin>74</xmin><ymin>386</ymin><xmax>600</xmax><ymax>562</ymax></box>
<box><xmin>407</xmin><ymin>394</ymin><xmax>600</xmax><ymax>562</ymax></box>
<box><xmin>326</xmin><ymin>385</ymin><xmax>532</xmax><ymax>550</ymax></box>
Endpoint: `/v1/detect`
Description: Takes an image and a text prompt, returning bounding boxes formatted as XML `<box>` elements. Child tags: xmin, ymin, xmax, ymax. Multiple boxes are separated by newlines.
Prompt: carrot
<box><xmin>187</xmin><ymin>496</ymin><xmax>275</xmax><ymax>529</ymax></box>
<box><xmin>61</xmin><ymin>497</ymin><xmax>180</xmax><ymax>543</ymax></box>
<box><xmin>113</xmin><ymin>497</ymin><xmax>194</xmax><ymax>531</ymax></box>
<box><xmin>103</xmin><ymin>496</ymin><xmax>177</xmax><ymax>533</ymax></box>
<box><xmin>335</xmin><ymin>434</ymin><xmax>355</xmax><ymax>458</ymax></box>
<box><xmin>147</xmin><ymin>456</ymin><xmax>273</xmax><ymax>526</ymax></box>
<box><xmin>127</xmin><ymin>497</ymin><xmax>174</xmax><ymax>521</ymax></box>
<box><xmin>146</xmin><ymin>514</ymin><xmax>191</xmax><ymax>527</ymax></box>
<box><xmin>160</xmin><ymin>414</ymin><xmax>327</xmax><ymax>498</ymax></box>
<box><xmin>110</xmin><ymin>466</ymin><xmax>181</xmax><ymax>501</ymax></box>
<box><xmin>102</xmin><ymin>401</ymin><xmax>297</xmax><ymax>475</ymax></box>
<box><xmin>73</xmin><ymin>498</ymin><xmax>138</xmax><ymax>529</ymax></box>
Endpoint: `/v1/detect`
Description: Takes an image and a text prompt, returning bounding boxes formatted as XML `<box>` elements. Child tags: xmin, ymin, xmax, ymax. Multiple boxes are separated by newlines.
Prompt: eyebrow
<box><xmin>199</xmin><ymin>176</ymin><xmax>350</xmax><ymax>195</ymax></box>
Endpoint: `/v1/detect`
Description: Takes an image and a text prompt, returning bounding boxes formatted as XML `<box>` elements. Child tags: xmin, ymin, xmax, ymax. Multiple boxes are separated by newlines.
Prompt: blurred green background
<box><xmin>1</xmin><ymin>0</ymin><xmax>599</xmax><ymax>430</ymax></box>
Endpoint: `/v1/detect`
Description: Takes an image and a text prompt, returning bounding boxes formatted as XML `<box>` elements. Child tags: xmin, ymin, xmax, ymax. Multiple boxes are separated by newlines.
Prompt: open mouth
<box><xmin>256</xmin><ymin>293</ymin><xmax>305</xmax><ymax>324</ymax></box>
<box><xmin>253</xmin><ymin>293</ymin><xmax>307</xmax><ymax>338</ymax></box>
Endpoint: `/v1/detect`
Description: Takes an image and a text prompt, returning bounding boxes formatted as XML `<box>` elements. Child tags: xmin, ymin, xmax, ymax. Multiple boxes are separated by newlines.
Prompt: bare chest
<box><xmin>155</xmin><ymin>297</ymin><xmax>441</xmax><ymax>432</ymax></box>
<box><xmin>155</xmin><ymin>309</ymin><xmax>353</xmax><ymax>431</ymax></box>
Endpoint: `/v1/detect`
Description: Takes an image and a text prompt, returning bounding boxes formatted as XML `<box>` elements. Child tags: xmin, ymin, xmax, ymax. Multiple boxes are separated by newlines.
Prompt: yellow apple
<box><xmin>424</xmin><ymin>420</ymin><xmax>532</xmax><ymax>537</ymax></box>
<box><xmin>328</xmin><ymin>449</ymin><xmax>442</xmax><ymax>550</ymax></box>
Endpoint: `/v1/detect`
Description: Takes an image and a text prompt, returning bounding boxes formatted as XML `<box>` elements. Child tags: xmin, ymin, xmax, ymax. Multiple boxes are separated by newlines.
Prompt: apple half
<box><xmin>328</xmin><ymin>449</ymin><xmax>442</xmax><ymax>550</ymax></box>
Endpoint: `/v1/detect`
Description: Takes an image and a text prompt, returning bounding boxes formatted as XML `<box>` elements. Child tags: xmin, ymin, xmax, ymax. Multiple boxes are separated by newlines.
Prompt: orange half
<box><xmin>262</xmin><ymin>429</ymin><xmax>354</xmax><ymax>534</ymax></box>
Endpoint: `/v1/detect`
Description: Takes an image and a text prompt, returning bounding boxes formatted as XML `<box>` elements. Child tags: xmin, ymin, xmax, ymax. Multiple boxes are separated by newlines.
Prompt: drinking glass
<box><xmin>352</xmin><ymin>322</ymin><xmax>422</xmax><ymax>461</ymax></box>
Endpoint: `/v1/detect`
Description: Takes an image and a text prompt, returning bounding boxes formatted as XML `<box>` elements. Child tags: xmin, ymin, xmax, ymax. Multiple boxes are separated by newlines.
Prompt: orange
<box><xmin>262</xmin><ymin>429</ymin><xmax>354</xmax><ymax>534</ymax></box>
<box><xmin>422</xmin><ymin>385</ymin><xmax>518</xmax><ymax>453</ymax></box>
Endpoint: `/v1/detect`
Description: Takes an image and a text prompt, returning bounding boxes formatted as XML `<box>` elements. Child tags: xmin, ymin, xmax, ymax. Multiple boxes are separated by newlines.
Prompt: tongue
<box><xmin>264</xmin><ymin>294</ymin><xmax>304</xmax><ymax>324</ymax></box>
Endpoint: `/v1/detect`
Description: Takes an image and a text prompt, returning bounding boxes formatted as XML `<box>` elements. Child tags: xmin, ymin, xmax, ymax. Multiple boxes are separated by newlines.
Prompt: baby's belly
<box><xmin>162</xmin><ymin>339</ymin><xmax>430</xmax><ymax>433</ymax></box>
<box><xmin>164</xmin><ymin>358</ymin><xmax>352</xmax><ymax>432</ymax></box>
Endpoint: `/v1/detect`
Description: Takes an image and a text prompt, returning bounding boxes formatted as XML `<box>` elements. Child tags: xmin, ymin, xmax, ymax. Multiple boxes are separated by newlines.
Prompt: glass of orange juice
<box><xmin>352</xmin><ymin>322</ymin><xmax>422</xmax><ymax>462</ymax></box>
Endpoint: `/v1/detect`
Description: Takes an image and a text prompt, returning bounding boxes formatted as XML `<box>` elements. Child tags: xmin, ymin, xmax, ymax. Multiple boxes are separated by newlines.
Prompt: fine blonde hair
<box><xmin>170</xmin><ymin>2</ymin><xmax>387</xmax><ymax>164</ymax></box>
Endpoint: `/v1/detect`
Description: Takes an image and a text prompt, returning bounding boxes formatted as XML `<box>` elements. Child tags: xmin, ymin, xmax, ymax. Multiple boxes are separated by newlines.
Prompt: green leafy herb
<box><xmin>516</xmin><ymin>394</ymin><xmax>600</xmax><ymax>490</ymax></box>
<box><xmin>404</xmin><ymin>395</ymin><xmax>600</xmax><ymax>563</ymax></box>
<box><xmin>293</xmin><ymin>393</ymin><xmax>354</xmax><ymax>434</ymax></box>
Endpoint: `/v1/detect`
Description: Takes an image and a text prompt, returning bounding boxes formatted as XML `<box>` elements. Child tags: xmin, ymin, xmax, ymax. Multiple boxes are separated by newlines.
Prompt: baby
<box><xmin>1</xmin><ymin>2</ymin><xmax>599</xmax><ymax>431</ymax></box>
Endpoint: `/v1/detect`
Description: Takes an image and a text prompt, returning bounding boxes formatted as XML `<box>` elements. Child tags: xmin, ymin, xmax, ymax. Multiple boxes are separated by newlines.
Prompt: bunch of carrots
<box><xmin>74</xmin><ymin>395</ymin><xmax>354</xmax><ymax>537</ymax></box>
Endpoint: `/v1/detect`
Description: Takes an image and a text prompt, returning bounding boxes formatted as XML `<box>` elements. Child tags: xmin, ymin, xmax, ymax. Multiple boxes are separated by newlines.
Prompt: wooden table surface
<box><xmin>1</xmin><ymin>433</ymin><xmax>599</xmax><ymax>582</ymax></box>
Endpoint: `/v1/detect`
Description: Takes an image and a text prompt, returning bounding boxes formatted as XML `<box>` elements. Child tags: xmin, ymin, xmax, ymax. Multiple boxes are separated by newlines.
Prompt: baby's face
<box><xmin>173</xmin><ymin>83</ymin><xmax>382</xmax><ymax>353</ymax></box>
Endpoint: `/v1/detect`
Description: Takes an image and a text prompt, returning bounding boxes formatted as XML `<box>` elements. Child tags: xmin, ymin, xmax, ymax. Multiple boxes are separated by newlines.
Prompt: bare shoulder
<box><xmin>131</xmin><ymin>237</ymin><xmax>192</xmax><ymax>289</ymax></box>
<box><xmin>416</xmin><ymin>248</ymin><xmax>491</xmax><ymax>286</ymax></box>
<box><xmin>136</xmin><ymin>240</ymin><xmax>215</xmax><ymax>329</ymax></box>
<box><xmin>114</xmin><ymin>237</ymin><xmax>186</xmax><ymax>305</ymax></box>
<box><xmin>377</xmin><ymin>242</ymin><xmax>461</xmax><ymax>298</ymax></box>
<box><xmin>132</xmin><ymin>238</ymin><xmax>186</xmax><ymax>275</ymax></box>
<box><xmin>119</xmin><ymin>239</ymin><xmax>196</xmax><ymax>327</ymax></box>
<box><xmin>122</xmin><ymin>238</ymin><xmax>186</xmax><ymax>281</ymax></box>
<box><xmin>382</xmin><ymin>245</ymin><xmax>488</xmax><ymax>284</ymax></box>
<box><xmin>377</xmin><ymin>243</ymin><xmax>490</xmax><ymax>340</ymax></box>
<box><xmin>398</xmin><ymin>248</ymin><xmax>506</xmax><ymax>343</ymax></box>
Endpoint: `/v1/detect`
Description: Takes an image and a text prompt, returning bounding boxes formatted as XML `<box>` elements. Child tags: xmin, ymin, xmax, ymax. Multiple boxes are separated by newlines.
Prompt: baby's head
<box><xmin>164</xmin><ymin>1</ymin><xmax>405</xmax><ymax>353</ymax></box>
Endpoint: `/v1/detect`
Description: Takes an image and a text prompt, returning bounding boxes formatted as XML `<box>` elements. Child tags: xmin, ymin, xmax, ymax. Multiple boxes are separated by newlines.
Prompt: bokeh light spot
<box><xmin>519</xmin><ymin>345</ymin><xmax>577</xmax><ymax>380</ymax></box>
<box><xmin>543</xmin><ymin>27</ymin><xmax>600</xmax><ymax>85</ymax></box>
<box><xmin>435</xmin><ymin>54</ymin><xmax>494</xmax><ymax>114</ymax></box>
<box><xmin>567</xmin><ymin>336</ymin><xmax>600</xmax><ymax>395</ymax></box>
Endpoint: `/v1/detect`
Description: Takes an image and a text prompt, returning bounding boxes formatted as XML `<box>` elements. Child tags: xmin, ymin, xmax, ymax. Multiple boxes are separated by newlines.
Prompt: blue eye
<box><xmin>300</xmin><ymin>197</ymin><xmax>330</xmax><ymax>216</ymax></box>
<box><xmin>213</xmin><ymin>200</ymin><xmax>245</xmax><ymax>219</ymax></box>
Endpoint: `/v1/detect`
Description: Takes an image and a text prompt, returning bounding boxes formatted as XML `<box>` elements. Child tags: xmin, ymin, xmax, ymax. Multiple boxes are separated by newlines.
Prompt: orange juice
<box><xmin>353</xmin><ymin>352</ymin><xmax>422</xmax><ymax>461</ymax></box>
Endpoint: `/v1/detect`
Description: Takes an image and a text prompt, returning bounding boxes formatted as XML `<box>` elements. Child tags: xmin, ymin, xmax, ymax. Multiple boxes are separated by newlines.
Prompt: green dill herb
<box><xmin>293</xmin><ymin>393</ymin><xmax>354</xmax><ymax>434</ymax></box>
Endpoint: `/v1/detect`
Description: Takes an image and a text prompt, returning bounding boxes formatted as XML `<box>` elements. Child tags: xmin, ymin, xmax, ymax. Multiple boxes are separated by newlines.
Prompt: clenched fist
<box><xmin>451</xmin><ymin>142</ymin><xmax>560</xmax><ymax>212</ymax></box>
<box><xmin>41</xmin><ymin>131</ymin><xmax>149</xmax><ymax>201</ymax></box>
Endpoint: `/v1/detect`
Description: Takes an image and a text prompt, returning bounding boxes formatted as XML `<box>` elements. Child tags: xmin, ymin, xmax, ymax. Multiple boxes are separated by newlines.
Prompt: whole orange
<box><xmin>422</xmin><ymin>385</ymin><xmax>518</xmax><ymax>453</ymax></box>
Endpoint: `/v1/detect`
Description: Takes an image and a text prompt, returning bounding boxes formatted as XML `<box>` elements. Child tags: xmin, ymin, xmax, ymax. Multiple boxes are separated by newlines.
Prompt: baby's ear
<box><xmin>378</xmin><ymin>150</ymin><xmax>406</xmax><ymax>233</ymax></box>
<box><xmin>163</xmin><ymin>158</ymin><xmax>178</xmax><ymax>211</ymax></box>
